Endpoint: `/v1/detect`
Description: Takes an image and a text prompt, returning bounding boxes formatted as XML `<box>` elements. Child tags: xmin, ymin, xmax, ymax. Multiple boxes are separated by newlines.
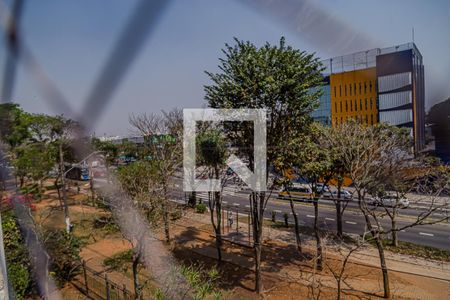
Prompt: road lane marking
<box><xmin>274</xmin><ymin>210</ymin><xmax>282</xmax><ymax>213</ymax></box>
<box><xmin>419</xmin><ymin>232</ymin><xmax>434</xmax><ymax>237</ymax></box>
<box><xmin>345</xmin><ymin>221</ymin><xmax>357</xmax><ymax>225</ymax></box>
<box><xmin>245</xmin><ymin>205</ymin><xmax>251</xmax><ymax>208</ymax></box>
<box><xmin>401</xmin><ymin>230</ymin><xmax>406</xmax><ymax>232</ymax></box>
<box><xmin>325</xmin><ymin>218</ymin><xmax>335</xmax><ymax>221</ymax></box>
<box><xmin>306</xmin><ymin>215</ymin><xmax>315</xmax><ymax>218</ymax></box>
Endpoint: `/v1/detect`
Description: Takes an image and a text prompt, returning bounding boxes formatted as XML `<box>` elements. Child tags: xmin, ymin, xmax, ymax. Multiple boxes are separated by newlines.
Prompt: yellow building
<box><xmin>330</xmin><ymin>68</ymin><xmax>378</xmax><ymax>127</ymax></box>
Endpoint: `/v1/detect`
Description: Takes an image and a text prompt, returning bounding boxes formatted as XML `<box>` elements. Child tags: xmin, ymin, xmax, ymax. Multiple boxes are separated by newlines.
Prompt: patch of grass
<box><xmin>103</xmin><ymin>249</ymin><xmax>134</xmax><ymax>272</ymax></box>
<box><xmin>92</xmin><ymin>215</ymin><xmax>120</xmax><ymax>233</ymax></box>
<box><xmin>179</xmin><ymin>263</ymin><xmax>222</xmax><ymax>300</ymax></box>
<box><xmin>365</xmin><ymin>235</ymin><xmax>450</xmax><ymax>262</ymax></box>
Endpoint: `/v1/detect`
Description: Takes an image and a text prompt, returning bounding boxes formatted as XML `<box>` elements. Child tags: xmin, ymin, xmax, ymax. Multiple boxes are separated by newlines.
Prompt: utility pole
<box><xmin>59</xmin><ymin>142</ymin><xmax>70</xmax><ymax>233</ymax></box>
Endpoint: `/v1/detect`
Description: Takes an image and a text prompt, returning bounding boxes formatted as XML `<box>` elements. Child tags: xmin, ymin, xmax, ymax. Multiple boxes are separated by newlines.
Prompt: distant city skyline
<box><xmin>1</xmin><ymin>0</ymin><xmax>449</xmax><ymax>136</ymax></box>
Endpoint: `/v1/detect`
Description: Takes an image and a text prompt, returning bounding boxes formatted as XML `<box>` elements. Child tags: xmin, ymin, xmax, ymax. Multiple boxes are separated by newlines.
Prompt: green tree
<box><xmin>205</xmin><ymin>37</ymin><xmax>324</xmax><ymax>294</ymax></box>
<box><xmin>0</xmin><ymin>103</ymin><xmax>30</xmax><ymax>148</ymax></box>
<box><xmin>117</xmin><ymin>160</ymin><xmax>162</xmax><ymax>225</ymax></box>
<box><xmin>12</xmin><ymin>143</ymin><xmax>55</xmax><ymax>191</ymax></box>
<box><xmin>197</xmin><ymin>129</ymin><xmax>228</xmax><ymax>264</ymax></box>
<box><xmin>295</xmin><ymin>123</ymin><xmax>332</xmax><ymax>271</ymax></box>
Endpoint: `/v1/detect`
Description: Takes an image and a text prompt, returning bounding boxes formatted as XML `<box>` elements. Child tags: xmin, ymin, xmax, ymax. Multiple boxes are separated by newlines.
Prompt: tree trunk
<box><xmin>336</xmin><ymin>185</ymin><xmax>344</xmax><ymax>238</ymax></box>
<box><xmin>59</xmin><ymin>143</ymin><xmax>71</xmax><ymax>233</ymax></box>
<box><xmin>188</xmin><ymin>191</ymin><xmax>197</xmax><ymax>207</ymax></box>
<box><xmin>214</xmin><ymin>191</ymin><xmax>222</xmax><ymax>263</ymax></box>
<box><xmin>362</xmin><ymin>211</ymin><xmax>390</xmax><ymax>298</ymax></box>
<box><xmin>132</xmin><ymin>252</ymin><xmax>141</xmax><ymax>300</ymax></box>
<box><xmin>162</xmin><ymin>201</ymin><xmax>170</xmax><ymax>243</ymax></box>
<box><xmin>391</xmin><ymin>220</ymin><xmax>398</xmax><ymax>247</ymax></box>
<box><xmin>337</xmin><ymin>279</ymin><xmax>342</xmax><ymax>300</ymax></box>
<box><xmin>162</xmin><ymin>183</ymin><xmax>170</xmax><ymax>243</ymax></box>
<box><xmin>54</xmin><ymin>177</ymin><xmax>63</xmax><ymax>209</ymax></box>
<box><xmin>313</xmin><ymin>199</ymin><xmax>322</xmax><ymax>271</ymax></box>
<box><xmin>289</xmin><ymin>198</ymin><xmax>302</xmax><ymax>253</ymax></box>
<box><xmin>375</xmin><ymin>235</ymin><xmax>390</xmax><ymax>298</ymax></box>
<box><xmin>254</xmin><ymin>233</ymin><xmax>262</xmax><ymax>294</ymax></box>
<box><xmin>252</xmin><ymin>192</ymin><xmax>264</xmax><ymax>294</ymax></box>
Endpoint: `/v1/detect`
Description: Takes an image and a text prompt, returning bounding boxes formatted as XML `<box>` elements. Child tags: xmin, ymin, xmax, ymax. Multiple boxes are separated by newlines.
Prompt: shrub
<box><xmin>43</xmin><ymin>229</ymin><xmax>82</xmax><ymax>286</ymax></box>
<box><xmin>195</xmin><ymin>203</ymin><xmax>207</xmax><ymax>214</ymax></box>
<box><xmin>2</xmin><ymin>211</ymin><xmax>34</xmax><ymax>299</ymax></box>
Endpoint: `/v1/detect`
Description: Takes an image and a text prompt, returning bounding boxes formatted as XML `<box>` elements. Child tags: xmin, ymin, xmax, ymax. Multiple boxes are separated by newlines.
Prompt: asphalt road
<box><xmin>173</xmin><ymin>185</ymin><xmax>450</xmax><ymax>250</ymax></box>
<box><xmin>93</xmin><ymin>178</ymin><xmax>450</xmax><ymax>250</ymax></box>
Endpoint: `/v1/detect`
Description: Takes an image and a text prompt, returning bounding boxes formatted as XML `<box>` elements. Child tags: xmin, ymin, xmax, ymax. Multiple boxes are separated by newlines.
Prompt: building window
<box><xmin>339</xmin><ymin>85</ymin><xmax>342</xmax><ymax>97</ymax></box>
<box><xmin>345</xmin><ymin>85</ymin><xmax>347</xmax><ymax>96</ymax></box>
<box><xmin>364</xmin><ymin>82</ymin><xmax>367</xmax><ymax>93</ymax></box>
<box><xmin>354</xmin><ymin>100</ymin><xmax>357</xmax><ymax>111</ymax></box>
<box><xmin>341</xmin><ymin>117</ymin><xmax>343</xmax><ymax>123</ymax></box>
<box><xmin>360</xmin><ymin>99</ymin><xmax>362</xmax><ymax>110</ymax></box>
<box><xmin>334</xmin><ymin>86</ymin><xmax>336</xmax><ymax>97</ymax></box>
<box><xmin>345</xmin><ymin>100</ymin><xmax>348</xmax><ymax>112</ymax></box>
<box><xmin>371</xmin><ymin>114</ymin><xmax>373</xmax><ymax>124</ymax></box>
<box><xmin>340</xmin><ymin>101</ymin><xmax>342</xmax><ymax>112</ymax></box>
<box><xmin>335</xmin><ymin>102</ymin><xmax>337</xmax><ymax>113</ymax></box>
<box><xmin>366</xmin><ymin>115</ymin><xmax>368</xmax><ymax>124</ymax></box>
<box><xmin>350</xmin><ymin>84</ymin><xmax>352</xmax><ymax>96</ymax></box>
<box><xmin>370</xmin><ymin>98</ymin><xmax>373</xmax><ymax>109</ymax></box>
<box><xmin>365</xmin><ymin>98</ymin><xmax>368</xmax><ymax>110</ymax></box>
<box><xmin>370</xmin><ymin>81</ymin><xmax>373</xmax><ymax>92</ymax></box>
<box><xmin>359</xmin><ymin>83</ymin><xmax>362</xmax><ymax>94</ymax></box>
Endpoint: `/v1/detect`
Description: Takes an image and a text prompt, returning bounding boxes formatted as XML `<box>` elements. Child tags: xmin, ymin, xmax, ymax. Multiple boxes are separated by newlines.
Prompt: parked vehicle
<box><xmin>278</xmin><ymin>184</ymin><xmax>314</xmax><ymax>202</ymax></box>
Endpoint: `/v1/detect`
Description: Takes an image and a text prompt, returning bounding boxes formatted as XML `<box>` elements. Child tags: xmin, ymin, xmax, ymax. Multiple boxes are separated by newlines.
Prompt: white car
<box><xmin>322</xmin><ymin>189</ymin><xmax>352</xmax><ymax>200</ymax></box>
<box><xmin>370</xmin><ymin>195</ymin><xmax>409</xmax><ymax>208</ymax></box>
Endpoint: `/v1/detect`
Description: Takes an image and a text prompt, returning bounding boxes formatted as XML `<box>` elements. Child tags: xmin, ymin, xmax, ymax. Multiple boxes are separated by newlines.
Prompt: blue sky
<box><xmin>1</xmin><ymin>0</ymin><xmax>449</xmax><ymax>136</ymax></box>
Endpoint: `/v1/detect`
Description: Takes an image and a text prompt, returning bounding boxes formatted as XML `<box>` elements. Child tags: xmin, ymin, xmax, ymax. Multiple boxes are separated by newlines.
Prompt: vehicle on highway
<box><xmin>368</xmin><ymin>194</ymin><xmax>409</xmax><ymax>208</ymax></box>
<box><xmin>315</xmin><ymin>183</ymin><xmax>330</xmax><ymax>194</ymax></box>
<box><xmin>322</xmin><ymin>189</ymin><xmax>353</xmax><ymax>200</ymax></box>
<box><xmin>278</xmin><ymin>184</ymin><xmax>314</xmax><ymax>202</ymax></box>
